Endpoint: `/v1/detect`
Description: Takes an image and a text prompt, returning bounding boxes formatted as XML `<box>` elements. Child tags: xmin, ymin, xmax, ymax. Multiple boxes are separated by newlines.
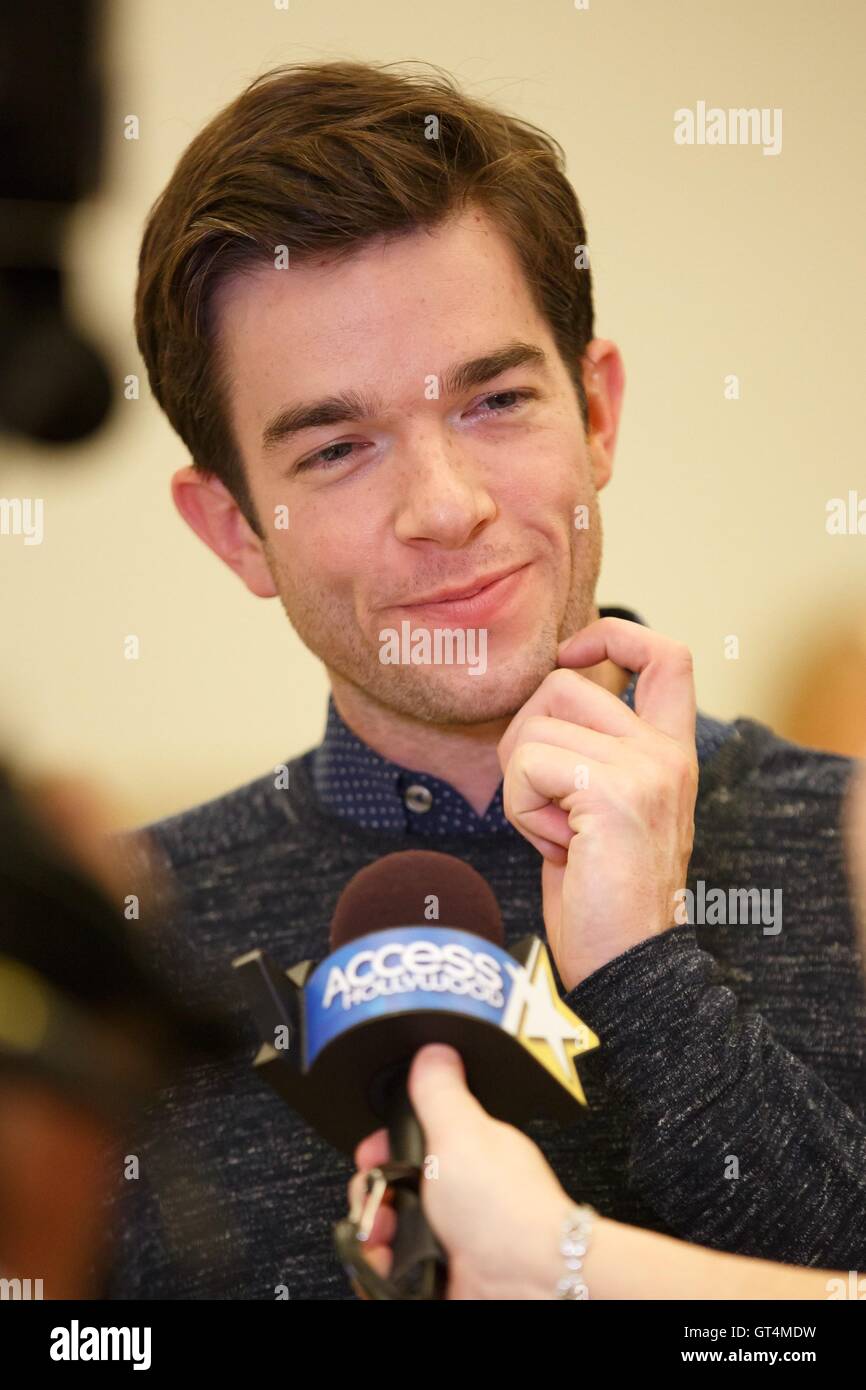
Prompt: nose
<box><xmin>392</xmin><ymin>425</ymin><xmax>497</xmax><ymax>548</ymax></box>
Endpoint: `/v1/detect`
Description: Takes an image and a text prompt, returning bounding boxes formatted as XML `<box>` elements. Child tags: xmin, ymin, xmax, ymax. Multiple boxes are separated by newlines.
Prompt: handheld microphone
<box><xmin>233</xmin><ymin>850</ymin><xmax>599</xmax><ymax>1298</ymax></box>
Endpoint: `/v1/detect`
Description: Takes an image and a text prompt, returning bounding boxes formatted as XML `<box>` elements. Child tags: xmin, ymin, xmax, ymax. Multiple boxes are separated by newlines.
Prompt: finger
<box><xmin>505</xmin><ymin>800</ymin><xmax>574</xmax><ymax>860</ymax></box>
<box><xmin>507</xmin><ymin>713</ymin><xmax>619</xmax><ymax>764</ymax></box>
<box><xmin>364</xmin><ymin>1244</ymin><xmax>394</xmax><ymax>1280</ymax></box>
<box><xmin>557</xmin><ymin>617</ymin><xmax>696</xmax><ymax>749</ymax></box>
<box><xmin>350</xmin><ymin>1242</ymin><xmax>393</xmax><ymax>1299</ymax></box>
<box><xmin>407</xmin><ymin>1043</ymin><xmax>489</xmax><ymax>1138</ymax></box>
<box><xmin>504</xmin><ymin>742</ymin><xmax>607</xmax><ymax>852</ymax></box>
<box><xmin>498</xmin><ymin>667</ymin><xmax>636</xmax><ymax>772</ymax></box>
<box><xmin>354</xmin><ymin>1128</ymin><xmax>389</xmax><ymax>1172</ymax></box>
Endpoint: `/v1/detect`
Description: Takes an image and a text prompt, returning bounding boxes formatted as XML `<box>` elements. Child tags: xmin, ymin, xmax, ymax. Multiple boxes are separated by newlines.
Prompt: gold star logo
<box><xmin>502</xmin><ymin>939</ymin><xmax>599</xmax><ymax>1104</ymax></box>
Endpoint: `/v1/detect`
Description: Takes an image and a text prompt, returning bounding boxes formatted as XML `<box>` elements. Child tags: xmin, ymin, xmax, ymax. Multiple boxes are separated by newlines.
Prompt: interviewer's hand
<box><xmin>497</xmin><ymin>617</ymin><xmax>699</xmax><ymax>989</ymax></box>
<box><xmin>350</xmin><ymin>1048</ymin><xmax>844</xmax><ymax>1303</ymax></box>
<box><xmin>348</xmin><ymin>1044</ymin><xmax>572</xmax><ymax>1300</ymax></box>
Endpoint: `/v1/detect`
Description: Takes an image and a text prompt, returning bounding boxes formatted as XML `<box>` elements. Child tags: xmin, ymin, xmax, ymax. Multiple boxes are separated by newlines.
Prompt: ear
<box><xmin>171</xmin><ymin>466</ymin><xmax>278</xmax><ymax>599</ymax></box>
<box><xmin>580</xmin><ymin>340</ymin><xmax>625</xmax><ymax>492</ymax></box>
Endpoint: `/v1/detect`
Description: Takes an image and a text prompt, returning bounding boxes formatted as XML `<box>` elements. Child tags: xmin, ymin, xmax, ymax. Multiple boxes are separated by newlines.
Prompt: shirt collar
<box><xmin>309</xmin><ymin>606</ymin><xmax>732</xmax><ymax>835</ymax></box>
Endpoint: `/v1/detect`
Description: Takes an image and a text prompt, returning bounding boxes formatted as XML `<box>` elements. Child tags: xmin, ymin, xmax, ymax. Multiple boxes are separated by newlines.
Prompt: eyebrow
<box><xmin>260</xmin><ymin>340</ymin><xmax>549</xmax><ymax>454</ymax></box>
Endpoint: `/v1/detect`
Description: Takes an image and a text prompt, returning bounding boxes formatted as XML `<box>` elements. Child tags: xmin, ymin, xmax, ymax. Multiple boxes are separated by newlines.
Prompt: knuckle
<box><xmin>513</xmin><ymin>740</ymin><xmax>542</xmax><ymax>780</ymax></box>
<box><xmin>672</xmin><ymin>641</ymin><xmax>695</xmax><ymax>672</ymax></box>
<box><xmin>666</xmin><ymin>748</ymin><xmax>698</xmax><ymax>796</ymax></box>
<box><xmin>545</xmin><ymin>666</ymin><xmax>578</xmax><ymax>696</ymax></box>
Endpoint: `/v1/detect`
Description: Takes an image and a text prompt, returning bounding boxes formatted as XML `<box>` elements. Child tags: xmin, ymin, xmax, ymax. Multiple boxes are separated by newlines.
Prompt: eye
<box><xmin>293</xmin><ymin>388</ymin><xmax>537</xmax><ymax>475</ymax></box>
<box><xmin>469</xmin><ymin>388</ymin><xmax>536</xmax><ymax>418</ymax></box>
<box><xmin>295</xmin><ymin>440</ymin><xmax>361</xmax><ymax>473</ymax></box>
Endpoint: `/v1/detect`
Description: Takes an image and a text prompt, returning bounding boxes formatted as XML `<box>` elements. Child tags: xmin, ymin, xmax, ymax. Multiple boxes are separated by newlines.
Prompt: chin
<box><xmin>378</xmin><ymin>651</ymin><xmax>556</xmax><ymax>726</ymax></box>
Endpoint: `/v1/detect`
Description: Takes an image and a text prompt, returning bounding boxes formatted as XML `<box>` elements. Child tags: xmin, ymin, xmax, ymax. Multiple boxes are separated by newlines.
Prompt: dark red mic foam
<box><xmin>329</xmin><ymin>850</ymin><xmax>504</xmax><ymax>951</ymax></box>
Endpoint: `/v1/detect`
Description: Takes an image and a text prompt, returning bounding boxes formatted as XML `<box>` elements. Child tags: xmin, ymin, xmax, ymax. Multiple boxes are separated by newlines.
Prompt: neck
<box><xmin>327</xmin><ymin>654</ymin><xmax>631</xmax><ymax>818</ymax></box>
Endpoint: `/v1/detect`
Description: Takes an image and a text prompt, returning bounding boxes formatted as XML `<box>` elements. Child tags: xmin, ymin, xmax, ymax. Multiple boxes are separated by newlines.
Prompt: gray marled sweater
<box><xmin>105</xmin><ymin>712</ymin><xmax>866</xmax><ymax>1299</ymax></box>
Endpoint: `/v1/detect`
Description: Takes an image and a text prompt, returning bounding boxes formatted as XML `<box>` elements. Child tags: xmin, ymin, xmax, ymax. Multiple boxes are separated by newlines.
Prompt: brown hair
<box><xmin>135</xmin><ymin>61</ymin><xmax>595</xmax><ymax>536</ymax></box>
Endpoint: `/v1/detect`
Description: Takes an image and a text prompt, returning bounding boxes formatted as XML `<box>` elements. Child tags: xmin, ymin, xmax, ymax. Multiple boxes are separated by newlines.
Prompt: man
<box><xmin>107</xmin><ymin>60</ymin><xmax>866</xmax><ymax>1299</ymax></box>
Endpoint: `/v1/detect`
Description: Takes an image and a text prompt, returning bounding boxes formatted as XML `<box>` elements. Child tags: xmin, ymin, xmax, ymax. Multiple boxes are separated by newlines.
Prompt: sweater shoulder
<box><xmin>698</xmin><ymin>713</ymin><xmax>857</xmax><ymax>820</ymax></box>
<box><xmin>115</xmin><ymin>755</ymin><xmax>314</xmax><ymax>876</ymax></box>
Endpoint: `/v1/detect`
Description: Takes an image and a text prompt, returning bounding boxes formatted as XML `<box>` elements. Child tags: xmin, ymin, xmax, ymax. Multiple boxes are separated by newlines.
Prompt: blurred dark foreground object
<box><xmin>0</xmin><ymin>759</ymin><xmax>233</xmax><ymax>1124</ymax></box>
<box><xmin>0</xmin><ymin>760</ymin><xmax>235</xmax><ymax>1297</ymax></box>
<box><xmin>0</xmin><ymin>0</ymin><xmax>113</xmax><ymax>443</ymax></box>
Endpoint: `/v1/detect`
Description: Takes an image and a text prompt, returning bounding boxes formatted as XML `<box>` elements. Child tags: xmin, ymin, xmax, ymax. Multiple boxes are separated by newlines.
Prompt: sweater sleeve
<box><xmin>563</xmin><ymin>923</ymin><xmax>866</xmax><ymax>1269</ymax></box>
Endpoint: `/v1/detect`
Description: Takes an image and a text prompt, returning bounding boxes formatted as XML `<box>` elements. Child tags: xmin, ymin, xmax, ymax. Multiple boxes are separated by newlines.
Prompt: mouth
<box><xmin>389</xmin><ymin>563</ymin><xmax>530</xmax><ymax>623</ymax></box>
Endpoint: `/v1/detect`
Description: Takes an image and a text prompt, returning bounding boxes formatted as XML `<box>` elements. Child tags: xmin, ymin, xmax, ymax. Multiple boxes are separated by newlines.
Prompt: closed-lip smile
<box><xmin>396</xmin><ymin>564</ymin><xmax>526</xmax><ymax>608</ymax></box>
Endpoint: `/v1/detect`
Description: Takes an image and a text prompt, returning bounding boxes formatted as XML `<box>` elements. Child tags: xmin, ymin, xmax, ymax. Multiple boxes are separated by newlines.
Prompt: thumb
<box><xmin>407</xmin><ymin>1043</ymin><xmax>486</xmax><ymax>1141</ymax></box>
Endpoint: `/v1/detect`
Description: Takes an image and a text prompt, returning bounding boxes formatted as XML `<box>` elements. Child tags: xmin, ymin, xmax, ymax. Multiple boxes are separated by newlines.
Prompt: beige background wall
<box><xmin>2</xmin><ymin>0</ymin><xmax>864</xmax><ymax>827</ymax></box>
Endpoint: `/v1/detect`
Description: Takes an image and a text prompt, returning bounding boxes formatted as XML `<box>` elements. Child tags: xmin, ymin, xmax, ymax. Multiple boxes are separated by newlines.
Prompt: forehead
<box><xmin>212</xmin><ymin>206</ymin><xmax>553</xmax><ymax>422</ymax></box>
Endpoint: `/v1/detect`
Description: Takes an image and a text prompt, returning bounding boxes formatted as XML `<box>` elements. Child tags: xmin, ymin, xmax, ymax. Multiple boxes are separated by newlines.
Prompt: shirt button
<box><xmin>404</xmin><ymin>783</ymin><xmax>433</xmax><ymax>814</ymax></box>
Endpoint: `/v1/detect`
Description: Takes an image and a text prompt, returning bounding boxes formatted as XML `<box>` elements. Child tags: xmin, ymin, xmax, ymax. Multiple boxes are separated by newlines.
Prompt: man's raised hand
<box><xmin>497</xmin><ymin>617</ymin><xmax>699</xmax><ymax>989</ymax></box>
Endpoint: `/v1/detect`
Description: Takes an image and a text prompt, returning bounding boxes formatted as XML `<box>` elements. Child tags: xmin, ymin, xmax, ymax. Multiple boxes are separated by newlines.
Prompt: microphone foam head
<box><xmin>329</xmin><ymin>850</ymin><xmax>504</xmax><ymax>950</ymax></box>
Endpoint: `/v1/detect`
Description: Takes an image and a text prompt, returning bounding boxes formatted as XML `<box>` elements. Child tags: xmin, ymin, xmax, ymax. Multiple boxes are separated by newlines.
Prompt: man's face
<box><xmin>206</xmin><ymin>205</ymin><xmax>617</xmax><ymax>725</ymax></box>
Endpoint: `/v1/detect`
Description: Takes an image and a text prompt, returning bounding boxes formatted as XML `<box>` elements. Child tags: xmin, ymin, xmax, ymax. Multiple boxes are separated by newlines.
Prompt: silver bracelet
<box><xmin>555</xmin><ymin>1203</ymin><xmax>596</xmax><ymax>1299</ymax></box>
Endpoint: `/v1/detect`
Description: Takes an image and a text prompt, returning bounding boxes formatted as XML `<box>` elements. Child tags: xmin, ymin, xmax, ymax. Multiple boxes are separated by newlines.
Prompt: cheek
<box><xmin>271</xmin><ymin>493</ymin><xmax>384</xmax><ymax>592</ymax></box>
<box><xmin>506</xmin><ymin>417</ymin><xmax>587</xmax><ymax>491</ymax></box>
<box><xmin>498</xmin><ymin>437</ymin><xmax>586</xmax><ymax>527</ymax></box>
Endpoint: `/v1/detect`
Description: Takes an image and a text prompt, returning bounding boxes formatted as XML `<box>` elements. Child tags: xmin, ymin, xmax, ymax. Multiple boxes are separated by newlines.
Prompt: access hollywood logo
<box><xmin>323</xmin><ymin>937</ymin><xmax>506</xmax><ymax>1011</ymax></box>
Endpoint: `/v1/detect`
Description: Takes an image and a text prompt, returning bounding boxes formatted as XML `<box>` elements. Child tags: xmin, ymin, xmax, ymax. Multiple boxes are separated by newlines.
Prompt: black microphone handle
<box><xmin>381</xmin><ymin>1065</ymin><xmax>447</xmax><ymax>1299</ymax></box>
